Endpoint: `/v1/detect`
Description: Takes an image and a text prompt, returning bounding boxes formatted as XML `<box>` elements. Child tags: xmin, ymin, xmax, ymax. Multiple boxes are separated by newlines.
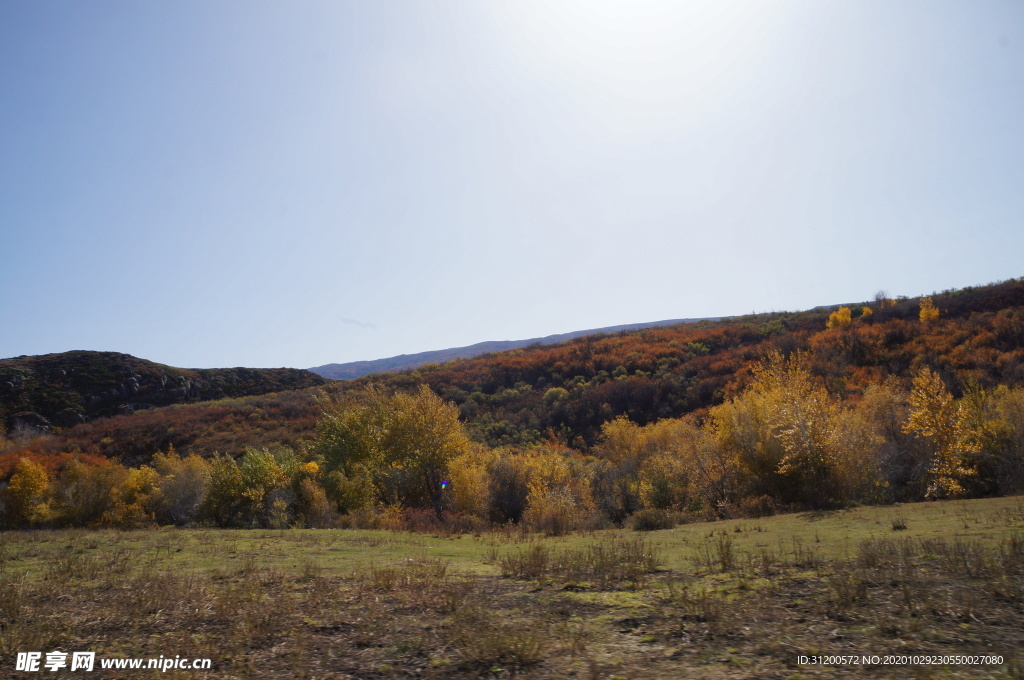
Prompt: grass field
<box><xmin>2</xmin><ymin>496</ymin><xmax>1023</xmax><ymax>678</ymax></box>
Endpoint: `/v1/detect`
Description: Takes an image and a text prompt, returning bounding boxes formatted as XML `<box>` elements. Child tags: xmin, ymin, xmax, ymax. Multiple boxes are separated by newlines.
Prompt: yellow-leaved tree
<box><xmin>102</xmin><ymin>465</ymin><xmax>160</xmax><ymax>529</ymax></box>
<box><xmin>826</xmin><ymin>307</ymin><xmax>852</xmax><ymax>329</ymax></box>
<box><xmin>520</xmin><ymin>444</ymin><xmax>595</xmax><ymax>534</ymax></box>
<box><xmin>903</xmin><ymin>367</ymin><xmax>977</xmax><ymax>498</ymax></box>
<box><xmin>919</xmin><ymin>297</ymin><xmax>940</xmax><ymax>322</ymax></box>
<box><xmin>315</xmin><ymin>384</ymin><xmax>472</xmax><ymax>515</ymax></box>
<box><xmin>2</xmin><ymin>458</ymin><xmax>54</xmax><ymax>528</ymax></box>
<box><xmin>714</xmin><ymin>351</ymin><xmax>881</xmax><ymax>507</ymax></box>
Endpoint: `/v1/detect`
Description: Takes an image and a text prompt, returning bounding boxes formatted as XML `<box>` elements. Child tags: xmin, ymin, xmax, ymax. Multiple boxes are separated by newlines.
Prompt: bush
<box><xmin>1</xmin><ymin>458</ymin><xmax>54</xmax><ymax>528</ymax></box>
<box><xmin>487</xmin><ymin>455</ymin><xmax>531</xmax><ymax>524</ymax></box>
<box><xmin>734</xmin><ymin>494</ymin><xmax>779</xmax><ymax>518</ymax></box>
<box><xmin>322</xmin><ymin>468</ymin><xmax>374</xmax><ymax>514</ymax></box>
<box><xmin>296</xmin><ymin>478</ymin><xmax>336</xmax><ymax>528</ymax></box>
<box><xmin>522</xmin><ymin>488</ymin><xmax>584</xmax><ymax>535</ymax></box>
<box><xmin>151</xmin><ymin>449</ymin><xmax>210</xmax><ymax>525</ymax></box>
<box><xmin>102</xmin><ymin>466</ymin><xmax>160</xmax><ymax>529</ymax></box>
<box><xmin>54</xmin><ymin>459</ymin><xmax>128</xmax><ymax>528</ymax></box>
<box><xmin>630</xmin><ymin>508</ymin><xmax>675</xmax><ymax>531</ymax></box>
<box><xmin>446</xmin><ymin>449</ymin><xmax>490</xmax><ymax>517</ymax></box>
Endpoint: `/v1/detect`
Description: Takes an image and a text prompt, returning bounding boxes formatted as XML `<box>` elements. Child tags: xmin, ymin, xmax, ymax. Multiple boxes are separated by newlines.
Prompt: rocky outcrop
<box><xmin>11</xmin><ymin>411</ymin><xmax>50</xmax><ymax>432</ymax></box>
<box><xmin>52</xmin><ymin>408</ymin><xmax>87</xmax><ymax>427</ymax></box>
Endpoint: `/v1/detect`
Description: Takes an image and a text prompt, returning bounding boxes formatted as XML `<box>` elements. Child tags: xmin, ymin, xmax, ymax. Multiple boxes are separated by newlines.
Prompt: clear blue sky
<box><xmin>2</xmin><ymin>1</ymin><xmax>1022</xmax><ymax>368</ymax></box>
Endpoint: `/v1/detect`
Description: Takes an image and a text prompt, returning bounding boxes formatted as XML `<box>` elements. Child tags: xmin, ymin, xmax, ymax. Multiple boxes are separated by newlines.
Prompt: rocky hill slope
<box><xmin>0</xmin><ymin>351</ymin><xmax>325</xmax><ymax>432</ymax></box>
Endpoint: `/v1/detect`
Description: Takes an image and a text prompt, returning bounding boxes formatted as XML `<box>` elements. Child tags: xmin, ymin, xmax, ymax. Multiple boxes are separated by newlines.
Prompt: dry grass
<box><xmin>1</xmin><ymin>496</ymin><xmax>1023</xmax><ymax>678</ymax></box>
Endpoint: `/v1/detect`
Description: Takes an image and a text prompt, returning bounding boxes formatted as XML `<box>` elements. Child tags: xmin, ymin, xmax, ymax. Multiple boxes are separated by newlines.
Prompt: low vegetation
<box><xmin>1</xmin><ymin>496</ymin><xmax>1021</xmax><ymax>678</ymax></box>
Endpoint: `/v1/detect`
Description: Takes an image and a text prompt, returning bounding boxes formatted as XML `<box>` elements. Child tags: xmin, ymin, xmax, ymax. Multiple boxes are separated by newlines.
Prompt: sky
<box><xmin>2</xmin><ymin>1</ymin><xmax>1023</xmax><ymax>369</ymax></box>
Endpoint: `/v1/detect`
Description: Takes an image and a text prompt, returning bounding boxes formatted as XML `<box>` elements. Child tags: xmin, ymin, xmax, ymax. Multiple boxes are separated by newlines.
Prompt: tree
<box><xmin>238</xmin><ymin>446</ymin><xmax>293</xmax><ymax>521</ymax></box>
<box><xmin>638</xmin><ymin>451</ymin><xmax>688</xmax><ymax>510</ymax></box>
<box><xmin>919</xmin><ymin>297</ymin><xmax>940</xmax><ymax>322</ymax></box>
<box><xmin>446</xmin><ymin>447</ymin><xmax>491</xmax><ymax>517</ymax></box>
<box><xmin>315</xmin><ymin>385</ymin><xmax>471</xmax><ymax>515</ymax></box>
<box><xmin>197</xmin><ymin>450</ymin><xmax>294</xmax><ymax>528</ymax></box>
<box><xmin>519</xmin><ymin>445</ymin><xmax>595</xmax><ymax>534</ymax></box>
<box><xmin>903</xmin><ymin>367</ymin><xmax>977</xmax><ymax>498</ymax></box>
<box><xmin>55</xmin><ymin>459</ymin><xmax>128</xmax><ymax>527</ymax></box>
<box><xmin>2</xmin><ymin>458</ymin><xmax>54</xmax><ymax>527</ymax></box>
<box><xmin>297</xmin><ymin>477</ymin><xmax>335</xmax><ymax>528</ymax></box>
<box><xmin>486</xmin><ymin>453</ymin><xmax>531</xmax><ymax>524</ymax></box>
<box><xmin>671</xmin><ymin>415</ymin><xmax>740</xmax><ymax>512</ymax></box>
<box><xmin>714</xmin><ymin>351</ymin><xmax>881</xmax><ymax>507</ymax></box>
<box><xmin>826</xmin><ymin>307</ymin><xmax>852</xmax><ymax>329</ymax></box>
<box><xmin>151</xmin><ymin>448</ymin><xmax>211</xmax><ymax>525</ymax></box>
<box><xmin>857</xmin><ymin>377</ymin><xmax>926</xmax><ymax>499</ymax></box>
<box><xmin>198</xmin><ymin>454</ymin><xmax>245</xmax><ymax>526</ymax></box>
<box><xmin>753</xmin><ymin>352</ymin><xmax>844</xmax><ymax>504</ymax></box>
<box><xmin>986</xmin><ymin>386</ymin><xmax>1024</xmax><ymax>493</ymax></box>
<box><xmin>103</xmin><ymin>466</ymin><xmax>160</xmax><ymax>529</ymax></box>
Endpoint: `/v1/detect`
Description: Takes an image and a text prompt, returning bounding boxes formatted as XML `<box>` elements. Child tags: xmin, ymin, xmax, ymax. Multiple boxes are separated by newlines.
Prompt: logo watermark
<box><xmin>14</xmin><ymin>651</ymin><xmax>212</xmax><ymax>673</ymax></box>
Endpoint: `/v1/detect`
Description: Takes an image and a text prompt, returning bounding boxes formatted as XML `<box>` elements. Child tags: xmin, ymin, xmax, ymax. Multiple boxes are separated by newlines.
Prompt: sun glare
<box><xmin>489</xmin><ymin>0</ymin><xmax>785</xmax><ymax>138</ymax></box>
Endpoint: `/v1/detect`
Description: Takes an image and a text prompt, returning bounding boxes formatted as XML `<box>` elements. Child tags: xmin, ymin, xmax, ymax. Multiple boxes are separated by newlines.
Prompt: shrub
<box><xmin>296</xmin><ymin>478</ymin><xmax>335</xmax><ymax>528</ymax></box>
<box><xmin>102</xmin><ymin>466</ymin><xmax>160</xmax><ymax>529</ymax></box>
<box><xmin>734</xmin><ymin>494</ymin><xmax>778</xmax><ymax>518</ymax></box>
<box><xmin>449</xmin><ymin>604</ymin><xmax>547</xmax><ymax>667</ymax></box>
<box><xmin>54</xmin><ymin>459</ymin><xmax>128</xmax><ymax>528</ymax></box>
<box><xmin>487</xmin><ymin>455</ymin><xmax>531</xmax><ymax>524</ymax></box>
<box><xmin>446</xmin><ymin>449</ymin><xmax>490</xmax><ymax>517</ymax></box>
<box><xmin>1</xmin><ymin>458</ymin><xmax>54</xmax><ymax>528</ymax></box>
<box><xmin>152</xmin><ymin>450</ymin><xmax>210</xmax><ymax>525</ymax></box>
<box><xmin>638</xmin><ymin>452</ymin><xmax>688</xmax><ymax>510</ymax></box>
<box><xmin>826</xmin><ymin>307</ymin><xmax>852</xmax><ymax>329</ymax></box>
<box><xmin>522</xmin><ymin>488</ymin><xmax>584</xmax><ymax>535</ymax></box>
<box><xmin>630</xmin><ymin>508</ymin><xmax>675</xmax><ymax>531</ymax></box>
<box><xmin>198</xmin><ymin>454</ymin><xmax>245</xmax><ymax>526</ymax></box>
<box><xmin>322</xmin><ymin>468</ymin><xmax>374</xmax><ymax>514</ymax></box>
<box><xmin>315</xmin><ymin>385</ymin><xmax>471</xmax><ymax>513</ymax></box>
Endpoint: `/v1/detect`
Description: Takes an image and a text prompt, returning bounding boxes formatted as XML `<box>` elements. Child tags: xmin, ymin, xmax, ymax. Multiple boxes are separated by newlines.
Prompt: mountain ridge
<box><xmin>308</xmin><ymin>317</ymin><xmax>719</xmax><ymax>380</ymax></box>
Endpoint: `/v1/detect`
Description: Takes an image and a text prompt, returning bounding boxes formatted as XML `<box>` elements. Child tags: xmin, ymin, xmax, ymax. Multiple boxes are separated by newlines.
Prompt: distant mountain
<box><xmin>308</xmin><ymin>318</ymin><xmax>718</xmax><ymax>380</ymax></box>
<box><xmin>0</xmin><ymin>351</ymin><xmax>325</xmax><ymax>431</ymax></box>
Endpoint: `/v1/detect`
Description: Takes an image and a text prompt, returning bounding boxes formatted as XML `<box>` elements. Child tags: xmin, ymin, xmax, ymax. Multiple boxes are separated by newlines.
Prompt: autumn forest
<box><xmin>3</xmin><ymin>278</ymin><xmax>1024</xmax><ymax>532</ymax></box>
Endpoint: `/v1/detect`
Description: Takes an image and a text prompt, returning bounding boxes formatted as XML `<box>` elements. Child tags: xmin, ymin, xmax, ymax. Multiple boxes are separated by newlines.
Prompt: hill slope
<box><xmin>4</xmin><ymin>278</ymin><xmax>1024</xmax><ymax>470</ymax></box>
<box><xmin>308</xmin><ymin>317</ymin><xmax>715</xmax><ymax>379</ymax></box>
<box><xmin>0</xmin><ymin>351</ymin><xmax>325</xmax><ymax>432</ymax></box>
<box><xmin>338</xmin><ymin>278</ymin><xmax>1024</xmax><ymax>447</ymax></box>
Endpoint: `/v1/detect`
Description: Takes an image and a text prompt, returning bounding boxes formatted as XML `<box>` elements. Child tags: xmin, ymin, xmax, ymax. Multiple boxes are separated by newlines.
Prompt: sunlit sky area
<box><xmin>2</xmin><ymin>1</ymin><xmax>1023</xmax><ymax>368</ymax></box>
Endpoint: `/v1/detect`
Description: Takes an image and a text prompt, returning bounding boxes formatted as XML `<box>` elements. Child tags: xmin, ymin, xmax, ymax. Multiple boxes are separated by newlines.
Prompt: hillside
<box><xmin>308</xmin><ymin>317</ymin><xmax>715</xmax><ymax>379</ymax></box>
<box><xmin>341</xmin><ymin>279</ymin><xmax>1024</xmax><ymax>448</ymax></box>
<box><xmin>0</xmin><ymin>351</ymin><xmax>325</xmax><ymax>434</ymax></box>
<box><xmin>3</xmin><ymin>278</ymin><xmax>1024</xmax><ymax>476</ymax></box>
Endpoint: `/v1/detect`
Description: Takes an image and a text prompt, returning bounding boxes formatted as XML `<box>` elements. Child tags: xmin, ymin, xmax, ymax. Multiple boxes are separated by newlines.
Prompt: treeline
<box><xmin>4</xmin><ymin>352</ymin><xmax>1023</xmax><ymax>531</ymax></box>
